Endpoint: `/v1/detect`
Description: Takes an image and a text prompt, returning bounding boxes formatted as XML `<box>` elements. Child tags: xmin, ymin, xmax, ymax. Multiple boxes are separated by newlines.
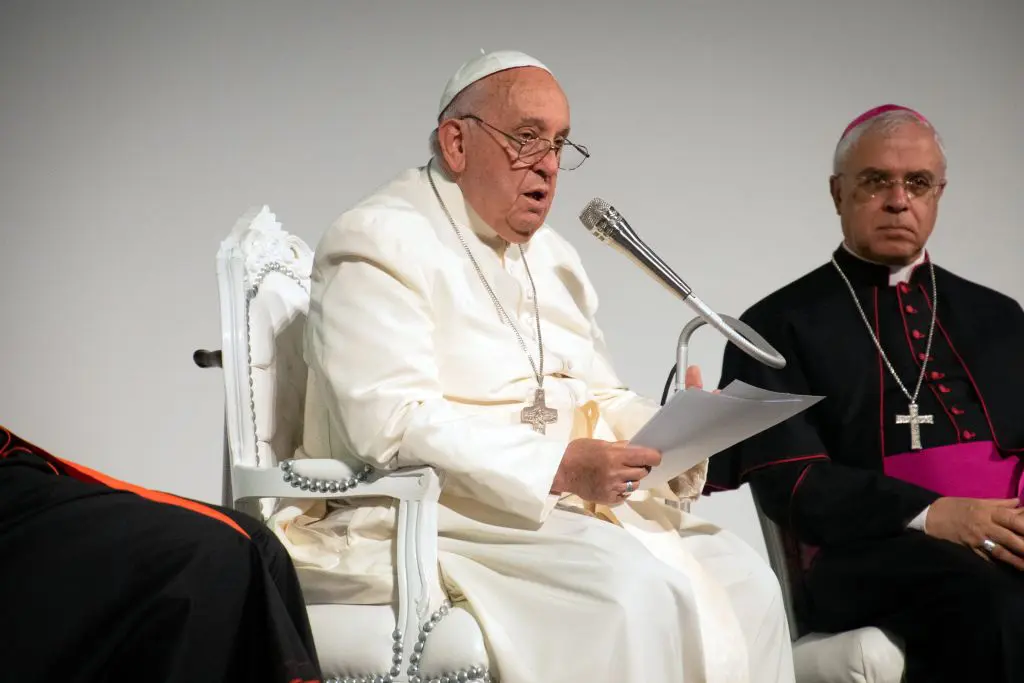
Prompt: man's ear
<box><xmin>437</xmin><ymin>119</ymin><xmax>467</xmax><ymax>174</ymax></box>
<box><xmin>829</xmin><ymin>175</ymin><xmax>843</xmax><ymax>215</ymax></box>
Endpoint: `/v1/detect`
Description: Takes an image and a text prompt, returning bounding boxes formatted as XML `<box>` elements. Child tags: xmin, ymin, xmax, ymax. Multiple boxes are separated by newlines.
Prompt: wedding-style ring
<box><xmin>981</xmin><ymin>538</ymin><xmax>999</xmax><ymax>554</ymax></box>
<box><xmin>624</xmin><ymin>480</ymin><xmax>635</xmax><ymax>494</ymax></box>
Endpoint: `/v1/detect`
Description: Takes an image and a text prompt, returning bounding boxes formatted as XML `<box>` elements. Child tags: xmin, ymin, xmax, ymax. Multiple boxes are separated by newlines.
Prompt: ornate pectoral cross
<box><xmin>521</xmin><ymin>388</ymin><xmax>558</xmax><ymax>434</ymax></box>
<box><xmin>896</xmin><ymin>402</ymin><xmax>933</xmax><ymax>450</ymax></box>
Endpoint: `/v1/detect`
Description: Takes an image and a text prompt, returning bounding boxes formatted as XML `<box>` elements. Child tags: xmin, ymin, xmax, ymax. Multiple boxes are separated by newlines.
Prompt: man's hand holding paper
<box><xmin>551</xmin><ymin>438</ymin><xmax>662</xmax><ymax>505</ymax></box>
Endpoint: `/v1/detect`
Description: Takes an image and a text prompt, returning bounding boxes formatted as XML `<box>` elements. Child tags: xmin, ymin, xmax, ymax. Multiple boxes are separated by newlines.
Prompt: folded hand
<box><xmin>926</xmin><ymin>496</ymin><xmax>1024</xmax><ymax>570</ymax></box>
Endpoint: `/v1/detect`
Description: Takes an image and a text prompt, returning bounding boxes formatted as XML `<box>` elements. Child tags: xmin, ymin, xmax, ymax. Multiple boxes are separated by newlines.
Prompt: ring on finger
<box><xmin>624</xmin><ymin>480</ymin><xmax>635</xmax><ymax>494</ymax></box>
<box><xmin>981</xmin><ymin>538</ymin><xmax>999</xmax><ymax>554</ymax></box>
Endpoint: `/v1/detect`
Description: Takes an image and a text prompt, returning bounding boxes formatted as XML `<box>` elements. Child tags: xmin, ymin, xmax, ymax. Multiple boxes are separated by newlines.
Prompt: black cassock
<box><xmin>706</xmin><ymin>245</ymin><xmax>1024</xmax><ymax>683</ymax></box>
<box><xmin>0</xmin><ymin>425</ymin><xmax>322</xmax><ymax>683</ymax></box>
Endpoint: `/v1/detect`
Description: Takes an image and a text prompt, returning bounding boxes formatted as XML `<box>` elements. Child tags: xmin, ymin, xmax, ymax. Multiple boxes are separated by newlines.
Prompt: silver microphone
<box><xmin>579</xmin><ymin>197</ymin><xmax>786</xmax><ymax>370</ymax></box>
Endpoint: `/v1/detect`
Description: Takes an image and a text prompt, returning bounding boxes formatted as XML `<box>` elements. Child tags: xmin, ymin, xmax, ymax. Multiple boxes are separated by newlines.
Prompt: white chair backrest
<box><xmin>215</xmin><ymin>205</ymin><xmax>314</xmax><ymax>515</ymax></box>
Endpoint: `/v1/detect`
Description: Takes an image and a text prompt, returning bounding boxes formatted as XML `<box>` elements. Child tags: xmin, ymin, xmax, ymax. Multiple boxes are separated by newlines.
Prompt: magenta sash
<box><xmin>884</xmin><ymin>440</ymin><xmax>1024</xmax><ymax>499</ymax></box>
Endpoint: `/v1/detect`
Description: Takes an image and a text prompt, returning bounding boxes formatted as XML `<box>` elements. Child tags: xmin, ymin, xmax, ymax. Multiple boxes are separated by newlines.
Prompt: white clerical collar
<box><xmin>427</xmin><ymin>158</ymin><xmax>509</xmax><ymax>255</ymax></box>
<box><xmin>841</xmin><ymin>241</ymin><xmax>927</xmax><ymax>286</ymax></box>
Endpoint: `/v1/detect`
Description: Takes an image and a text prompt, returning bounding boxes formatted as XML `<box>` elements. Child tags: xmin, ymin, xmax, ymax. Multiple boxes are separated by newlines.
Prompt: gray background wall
<box><xmin>2</xmin><ymin>0</ymin><xmax>1021</xmax><ymax>558</ymax></box>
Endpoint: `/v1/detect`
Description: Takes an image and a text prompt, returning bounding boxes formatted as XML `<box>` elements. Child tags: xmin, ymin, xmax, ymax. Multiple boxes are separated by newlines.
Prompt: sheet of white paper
<box><xmin>630</xmin><ymin>380</ymin><xmax>824</xmax><ymax>490</ymax></box>
<box><xmin>718</xmin><ymin>380</ymin><xmax>816</xmax><ymax>402</ymax></box>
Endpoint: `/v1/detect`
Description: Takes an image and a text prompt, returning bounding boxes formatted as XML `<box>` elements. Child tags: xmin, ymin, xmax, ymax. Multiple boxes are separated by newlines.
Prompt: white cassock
<box><xmin>270</xmin><ymin>159</ymin><xmax>794</xmax><ymax>683</ymax></box>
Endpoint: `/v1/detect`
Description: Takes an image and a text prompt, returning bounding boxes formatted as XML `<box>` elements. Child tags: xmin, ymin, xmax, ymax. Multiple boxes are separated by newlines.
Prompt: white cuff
<box><xmin>541</xmin><ymin>493</ymin><xmax>561</xmax><ymax>520</ymax></box>
<box><xmin>907</xmin><ymin>505</ymin><xmax>930</xmax><ymax>532</ymax></box>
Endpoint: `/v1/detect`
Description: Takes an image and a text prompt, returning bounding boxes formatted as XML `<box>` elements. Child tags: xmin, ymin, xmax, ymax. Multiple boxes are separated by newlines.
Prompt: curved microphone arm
<box><xmin>672</xmin><ymin>314</ymin><xmax>782</xmax><ymax>394</ymax></box>
<box><xmin>681</xmin><ymin>296</ymin><xmax>786</xmax><ymax>372</ymax></box>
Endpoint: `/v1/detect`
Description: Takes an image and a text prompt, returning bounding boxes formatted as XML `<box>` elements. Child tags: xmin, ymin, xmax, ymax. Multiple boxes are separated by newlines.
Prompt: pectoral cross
<box><xmin>521</xmin><ymin>388</ymin><xmax>558</xmax><ymax>434</ymax></box>
<box><xmin>896</xmin><ymin>402</ymin><xmax>933</xmax><ymax>451</ymax></box>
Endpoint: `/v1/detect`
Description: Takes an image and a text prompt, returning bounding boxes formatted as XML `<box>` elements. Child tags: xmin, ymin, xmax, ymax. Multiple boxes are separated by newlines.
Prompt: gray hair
<box><xmin>832</xmin><ymin>109</ymin><xmax>947</xmax><ymax>175</ymax></box>
<box><xmin>427</xmin><ymin>81</ymin><xmax>489</xmax><ymax>171</ymax></box>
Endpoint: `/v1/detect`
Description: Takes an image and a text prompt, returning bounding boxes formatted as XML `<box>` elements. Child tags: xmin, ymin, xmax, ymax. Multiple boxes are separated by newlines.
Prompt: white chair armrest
<box><xmin>231</xmin><ymin>463</ymin><xmax>443</xmax><ymax>503</ymax></box>
<box><xmin>232</xmin><ymin>461</ymin><xmax>447</xmax><ymax>680</ymax></box>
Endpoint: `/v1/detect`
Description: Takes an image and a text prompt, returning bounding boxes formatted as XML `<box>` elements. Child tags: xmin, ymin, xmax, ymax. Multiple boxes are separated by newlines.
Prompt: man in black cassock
<box><xmin>706</xmin><ymin>104</ymin><xmax>1024</xmax><ymax>682</ymax></box>
<box><xmin>0</xmin><ymin>424</ymin><xmax>322</xmax><ymax>683</ymax></box>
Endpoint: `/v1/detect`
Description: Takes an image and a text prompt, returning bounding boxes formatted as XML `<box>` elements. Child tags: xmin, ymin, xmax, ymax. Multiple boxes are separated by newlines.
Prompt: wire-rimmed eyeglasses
<box><xmin>840</xmin><ymin>173</ymin><xmax>947</xmax><ymax>202</ymax></box>
<box><xmin>459</xmin><ymin>114</ymin><xmax>590</xmax><ymax>171</ymax></box>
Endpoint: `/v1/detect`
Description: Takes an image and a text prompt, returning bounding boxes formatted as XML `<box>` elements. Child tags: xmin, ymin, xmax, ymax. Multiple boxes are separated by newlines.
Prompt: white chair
<box><xmin>673</xmin><ymin>318</ymin><xmax>907</xmax><ymax>683</ymax></box>
<box><xmin>196</xmin><ymin>206</ymin><xmax>493</xmax><ymax>683</ymax></box>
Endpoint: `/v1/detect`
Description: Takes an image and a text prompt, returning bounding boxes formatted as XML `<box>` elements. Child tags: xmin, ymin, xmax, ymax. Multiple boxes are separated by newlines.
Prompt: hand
<box><xmin>684</xmin><ymin>365</ymin><xmax>720</xmax><ymax>393</ymax></box>
<box><xmin>552</xmin><ymin>439</ymin><xmax>662</xmax><ymax>505</ymax></box>
<box><xmin>925</xmin><ymin>496</ymin><xmax>1024</xmax><ymax>570</ymax></box>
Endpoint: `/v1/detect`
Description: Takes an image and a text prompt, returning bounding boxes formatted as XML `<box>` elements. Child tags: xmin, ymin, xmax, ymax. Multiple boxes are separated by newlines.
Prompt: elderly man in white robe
<box><xmin>272</xmin><ymin>50</ymin><xmax>794</xmax><ymax>683</ymax></box>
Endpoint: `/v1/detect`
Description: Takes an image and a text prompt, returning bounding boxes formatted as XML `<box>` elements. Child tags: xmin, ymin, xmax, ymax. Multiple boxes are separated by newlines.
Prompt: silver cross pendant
<box><xmin>896</xmin><ymin>402</ymin><xmax>934</xmax><ymax>450</ymax></box>
<box><xmin>521</xmin><ymin>388</ymin><xmax>558</xmax><ymax>435</ymax></box>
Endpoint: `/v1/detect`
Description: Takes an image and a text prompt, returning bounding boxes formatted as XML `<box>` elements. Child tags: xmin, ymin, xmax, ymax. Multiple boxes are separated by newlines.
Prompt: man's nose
<box><xmin>532</xmin><ymin>147</ymin><xmax>559</xmax><ymax>179</ymax></box>
<box><xmin>884</xmin><ymin>184</ymin><xmax>910</xmax><ymax>212</ymax></box>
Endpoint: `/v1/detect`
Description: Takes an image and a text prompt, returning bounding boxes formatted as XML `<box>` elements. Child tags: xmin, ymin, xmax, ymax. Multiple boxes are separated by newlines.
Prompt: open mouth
<box><xmin>524</xmin><ymin>190</ymin><xmax>547</xmax><ymax>202</ymax></box>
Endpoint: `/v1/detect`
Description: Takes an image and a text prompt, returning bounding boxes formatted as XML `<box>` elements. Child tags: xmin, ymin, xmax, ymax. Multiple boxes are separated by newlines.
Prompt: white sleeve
<box><xmin>587</xmin><ymin>315</ymin><xmax>660</xmax><ymax>440</ymax></box>
<box><xmin>305</xmin><ymin>208</ymin><xmax>565</xmax><ymax>527</ymax></box>
<box><xmin>907</xmin><ymin>505</ymin><xmax>930</xmax><ymax>532</ymax></box>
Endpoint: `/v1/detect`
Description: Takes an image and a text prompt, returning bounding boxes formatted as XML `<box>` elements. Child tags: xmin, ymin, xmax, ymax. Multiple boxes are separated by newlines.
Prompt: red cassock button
<box><xmin>899</xmin><ymin>283</ymin><xmax>910</xmax><ymax>294</ymax></box>
<box><xmin>951</xmin><ymin>406</ymin><xmax>965</xmax><ymax>415</ymax></box>
<box><xmin>905</xmin><ymin>305</ymin><xmax>918</xmax><ymax>314</ymax></box>
<box><xmin>938</xmin><ymin>384</ymin><xmax>951</xmax><ymax>394</ymax></box>
<box><xmin>912</xmin><ymin>330</ymin><xmax>925</xmax><ymax>339</ymax></box>
<box><xmin>930</xmin><ymin>371</ymin><xmax>945</xmax><ymax>380</ymax></box>
<box><xmin>963</xmin><ymin>430</ymin><xmax>976</xmax><ymax>440</ymax></box>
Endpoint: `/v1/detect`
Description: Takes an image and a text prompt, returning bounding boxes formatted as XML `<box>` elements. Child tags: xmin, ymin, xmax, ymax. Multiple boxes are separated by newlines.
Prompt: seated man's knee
<box><xmin>968</xmin><ymin>572</ymin><xmax>1024</xmax><ymax>632</ymax></box>
<box><xmin>190</xmin><ymin>504</ymin><xmax>294</xmax><ymax>571</ymax></box>
<box><xmin>716</xmin><ymin>530</ymin><xmax>788</xmax><ymax>615</ymax></box>
<box><xmin>220</xmin><ymin>506</ymin><xmax>282</xmax><ymax>555</ymax></box>
<box><xmin>596</xmin><ymin>552</ymin><xmax>690</xmax><ymax>619</ymax></box>
<box><xmin>140</xmin><ymin>501</ymin><xmax>256</xmax><ymax>563</ymax></box>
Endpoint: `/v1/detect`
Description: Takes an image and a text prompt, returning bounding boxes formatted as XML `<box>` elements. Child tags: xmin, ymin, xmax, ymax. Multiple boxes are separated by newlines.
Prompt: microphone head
<box><xmin>579</xmin><ymin>197</ymin><xmax>633</xmax><ymax>245</ymax></box>
<box><xmin>579</xmin><ymin>197</ymin><xmax>612</xmax><ymax>231</ymax></box>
